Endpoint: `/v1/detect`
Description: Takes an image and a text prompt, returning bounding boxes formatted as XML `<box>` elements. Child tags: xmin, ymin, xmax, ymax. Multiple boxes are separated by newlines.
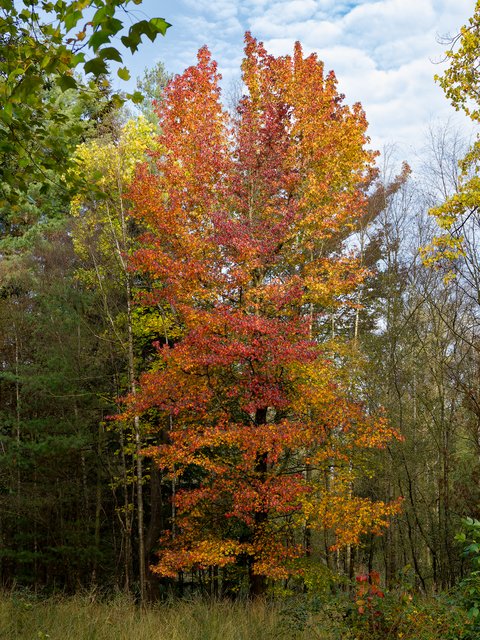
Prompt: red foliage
<box><xmin>355</xmin><ymin>571</ymin><xmax>385</xmax><ymax>618</ymax></box>
<box><xmin>124</xmin><ymin>33</ymin><xmax>401</xmax><ymax>588</ymax></box>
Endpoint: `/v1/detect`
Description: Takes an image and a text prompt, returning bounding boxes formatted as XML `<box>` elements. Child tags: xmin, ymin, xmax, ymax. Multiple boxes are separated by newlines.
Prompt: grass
<box><xmin>0</xmin><ymin>592</ymin><xmax>334</xmax><ymax>640</ymax></box>
<box><xmin>0</xmin><ymin>588</ymin><xmax>472</xmax><ymax>640</ymax></box>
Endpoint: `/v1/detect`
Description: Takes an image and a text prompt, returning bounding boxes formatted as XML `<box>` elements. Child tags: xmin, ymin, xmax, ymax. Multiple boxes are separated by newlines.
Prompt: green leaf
<box><xmin>71</xmin><ymin>52</ymin><xmax>85</xmax><ymax>66</ymax></box>
<box><xmin>117</xmin><ymin>66</ymin><xmax>130</xmax><ymax>81</ymax></box>
<box><xmin>1</xmin><ymin>101</ymin><xmax>13</xmax><ymax>124</ymax></box>
<box><xmin>15</xmin><ymin>74</ymin><xmax>43</xmax><ymax>98</ymax></box>
<box><xmin>149</xmin><ymin>17</ymin><xmax>171</xmax><ymax>36</ymax></box>
<box><xmin>40</xmin><ymin>55</ymin><xmax>53</xmax><ymax>70</ymax></box>
<box><xmin>84</xmin><ymin>57</ymin><xmax>109</xmax><ymax>77</ymax></box>
<box><xmin>128</xmin><ymin>91</ymin><xmax>144</xmax><ymax>104</ymax></box>
<box><xmin>111</xmin><ymin>94</ymin><xmax>125</xmax><ymax>109</ymax></box>
<box><xmin>121</xmin><ymin>34</ymin><xmax>139</xmax><ymax>54</ymax></box>
<box><xmin>129</xmin><ymin>20</ymin><xmax>150</xmax><ymax>38</ymax></box>
<box><xmin>56</xmin><ymin>74</ymin><xmax>77</xmax><ymax>91</ymax></box>
<box><xmin>92</xmin><ymin>5</ymin><xmax>109</xmax><ymax>26</ymax></box>
<box><xmin>99</xmin><ymin>47</ymin><xmax>123</xmax><ymax>63</ymax></box>
<box><xmin>88</xmin><ymin>30</ymin><xmax>111</xmax><ymax>52</ymax></box>
<box><xmin>102</xmin><ymin>17</ymin><xmax>123</xmax><ymax>35</ymax></box>
<box><xmin>64</xmin><ymin>9</ymin><xmax>82</xmax><ymax>31</ymax></box>
<box><xmin>121</xmin><ymin>19</ymin><xmax>160</xmax><ymax>52</ymax></box>
<box><xmin>8</xmin><ymin>67</ymin><xmax>25</xmax><ymax>82</ymax></box>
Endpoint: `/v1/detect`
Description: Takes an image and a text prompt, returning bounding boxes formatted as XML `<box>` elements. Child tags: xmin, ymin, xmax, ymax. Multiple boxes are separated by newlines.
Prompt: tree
<box><xmin>424</xmin><ymin>1</ymin><xmax>480</xmax><ymax>267</ymax></box>
<box><xmin>436</xmin><ymin>2</ymin><xmax>480</xmax><ymax>124</ymax></box>
<box><xmin>423</xmin><ymin>10</ymin><xmax>480</xmax><ymax>585</ymax></box>
<box><xmin>355</xmin><ymin>127</ymin><xmax>480</xmax><ymax>592</ymax></box>
<box><xmin>121</xmin><ymin>35</ymin><xmax>402</xmax><ymax>597</ymax></box>
<box><xmin>0</xmin><ymin>224</ymin><xmax>123</xmax><ymax>591</ymax></box>
<box><xmin>69</xmin><ymin>116</ymin><xmax>161</xmax><ymax>601</ymax></box>
<box><xmin>0</xmin><ymin>80</ymin><xmax>114</xmax><ymax>250</ymax></box>
<box><xmin>135</xmin><ymin>61</ymin><xmax>172</xmax><ymax>125</ymax></box>
<box><xmin>0</xmin><ymin>0</ymin><xmax>170</xmax><ymax>199</ymax></box>
<box><xmin>0</xmin><ymin>115</ymin><xmax>168</xmax><ymax>593</ymax></box>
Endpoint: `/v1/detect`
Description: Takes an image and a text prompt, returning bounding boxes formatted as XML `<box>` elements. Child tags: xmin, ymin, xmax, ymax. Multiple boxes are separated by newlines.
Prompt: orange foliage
<box><xmin>124</xmin><ymin>34</ymin><xmax>401</xmax><ymax>586</ymax></box>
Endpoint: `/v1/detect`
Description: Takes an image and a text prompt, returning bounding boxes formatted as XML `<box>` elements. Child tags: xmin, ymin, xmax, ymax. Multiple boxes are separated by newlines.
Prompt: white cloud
<box><xmin>342</xmin><ymin>0</ymin><xmax>436</xmax><ymax>46</ymax></box>
<box><xmin>261</xmin><ymin>0</ymin><xmax>318</xmax><ymax>22</ymax></box>
<box><xmin>249</xmin><ymin>16</ymin><xmax>342</xmax><ymax>43</ymax></box>
<box><xmin>183</xmin><ymin>0</ymin><xmax>239</xmax><ymax>19</ymax></box>
<box><xmin>132</xmin><ymin>0</ymin><xmax>475</xmax><ymax>156</ymax></box>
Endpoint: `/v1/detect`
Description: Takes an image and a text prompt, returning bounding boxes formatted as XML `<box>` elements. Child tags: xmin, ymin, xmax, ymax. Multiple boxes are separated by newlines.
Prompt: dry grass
<box><xmin>0</xmin><ymin>592</ymin><xmax>332</xmax><ymax>640</ymax></box>
<box><xmin>2</xmin><ymin>589</ymin><xmax>468</xmax><ymax>640</ymax></box>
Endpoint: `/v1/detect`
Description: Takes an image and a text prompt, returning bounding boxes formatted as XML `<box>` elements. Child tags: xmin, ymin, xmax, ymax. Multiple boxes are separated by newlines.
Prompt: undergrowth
<box><xmin>0</xmin><ymin>585</ymin><xmax>472</xmax><ymax>640</ymax></box>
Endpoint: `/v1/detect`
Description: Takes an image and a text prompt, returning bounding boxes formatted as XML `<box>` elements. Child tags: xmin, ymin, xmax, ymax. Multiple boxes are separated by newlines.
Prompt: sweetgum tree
<box><xmin>124</xmin><ymin>35</ymin><xmax>402</xmax><ymax>596</ymax></box>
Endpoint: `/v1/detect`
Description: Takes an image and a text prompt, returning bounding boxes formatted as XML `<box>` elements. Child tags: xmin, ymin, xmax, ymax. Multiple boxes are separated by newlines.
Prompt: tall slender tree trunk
<box><xmin>14</xmin><ymin>326</ymin><xmax>21</xmax><ymax>500</ymax></box>
<box><xmin>116</xmin><ymin>177</ymin><xmax>147</xmax><ymax>601</ymax></box>
<box><xmin>103</xmin><ymin>183</ymin><xmax>147</xmax><ymax>601</ymax></box>
<box><xmin>120</xmin><ymin>194</ymin><xmax>146</xmax><ymax>604</ymax></box>
<box><xmin>92</xmin><ymin>422</ymin><xmax>103</xmax><ymax>587</ymax></box>
<box><xmin>249</xmin><ymin>407</ymin><xmax>268</xmax><ymax>598</ymax></box>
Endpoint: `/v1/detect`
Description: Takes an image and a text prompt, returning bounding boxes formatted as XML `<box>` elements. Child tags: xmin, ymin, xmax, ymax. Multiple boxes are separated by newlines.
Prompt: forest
<box><xmin>1</xmin><ymin>1</ymin><xmax>480</xmax><ymax>638</ymax></box>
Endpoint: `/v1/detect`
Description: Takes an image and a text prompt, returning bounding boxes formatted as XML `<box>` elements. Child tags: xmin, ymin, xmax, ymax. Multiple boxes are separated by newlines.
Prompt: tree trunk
<box><xmin>249</xmin><ymin>407</ymin><xmax>268</xmax><ymax>598</ymax></box>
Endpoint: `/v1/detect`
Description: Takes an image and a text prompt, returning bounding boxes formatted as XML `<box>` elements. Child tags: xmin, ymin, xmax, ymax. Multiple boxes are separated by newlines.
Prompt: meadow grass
<box><xmin>0</xmin><ymin>591</ymin><xmax>335</xmax><ymax>640</ymax></box>
<box><xmin>0</xmin><ymin>588</ymin><xmax>471</xmax><ymax>640</ymax></box>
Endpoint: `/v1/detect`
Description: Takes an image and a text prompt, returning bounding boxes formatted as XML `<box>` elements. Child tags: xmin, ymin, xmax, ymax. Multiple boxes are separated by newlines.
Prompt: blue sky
<box><xmin>119</xmin><ymin>0</ymin><xmax>475</xmax><ymax>157</ymax></box>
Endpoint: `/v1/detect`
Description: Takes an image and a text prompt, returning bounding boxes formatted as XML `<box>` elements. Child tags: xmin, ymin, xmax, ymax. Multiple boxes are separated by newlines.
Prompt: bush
<box><xmin>349</xmin><ymin>570</ymin><xmax>470</xmax><ymax>640</ymax></box>
<box><xmin>454</xmin><ymin>517</ymin><xmax>480</xmax><ymax>638</ymax></box>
